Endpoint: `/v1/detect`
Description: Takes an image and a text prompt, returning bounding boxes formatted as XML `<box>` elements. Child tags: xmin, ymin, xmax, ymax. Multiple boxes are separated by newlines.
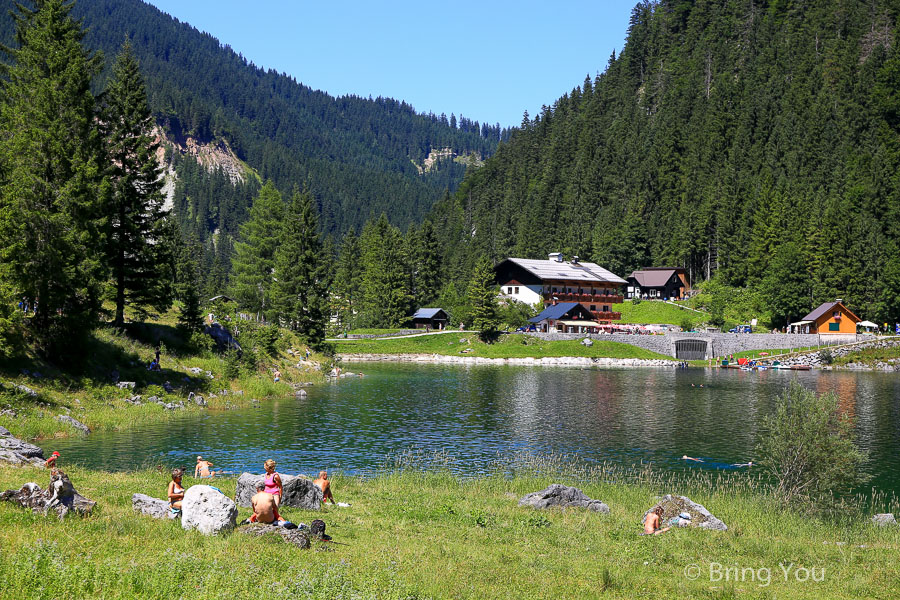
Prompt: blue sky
<box><xmin>144</xmin><ymin>1</ymin><xmax>636</xmax><ymax>128</ymax></box>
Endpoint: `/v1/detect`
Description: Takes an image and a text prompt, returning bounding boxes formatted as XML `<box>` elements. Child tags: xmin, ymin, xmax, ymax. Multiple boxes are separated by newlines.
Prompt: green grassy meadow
<box><xmin>0</xmin><ymin>464</ymin><xmax>897</xmax><ymax>599</ymax></box>
<box><xmin>333</xmin><ymin>332</ymin><xmax>671</xmax><ymax>361</ymax></box>
<box><xmin>615</xmin><ymin>300</ymin><xmax>709</xmax><ymax>327</ymax></box>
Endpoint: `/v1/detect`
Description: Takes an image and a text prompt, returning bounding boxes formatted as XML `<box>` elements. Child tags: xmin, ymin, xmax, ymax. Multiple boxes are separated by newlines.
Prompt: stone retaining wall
<box><xmin>522</xmin><ymin>332</ymin><xmax>874</xmax><ymax>359</ymax></box>
<box><xmin>339</xmin><ymin>353</ymin><xmax>676</xmax><ymax>368</ymax></box>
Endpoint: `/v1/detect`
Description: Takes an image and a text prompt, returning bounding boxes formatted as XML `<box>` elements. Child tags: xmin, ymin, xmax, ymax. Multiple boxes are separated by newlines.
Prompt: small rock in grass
<box><xmin>518</xmin><ymin>484</ymin><xmax>609</xmax><ymax>513</ymax></box>
<box><xmin>132</xmin><ymin>493</ymin><xmax>178</xmax><ymax>520</ymax></box>
<box><xmin>55</xmin><ymin>415</ymin><xmax>90</xmax><ymax>434</ymax></box>
<box><xmin>873</xmin><ymin>513</ymin><xmax>896</xmax><ymax>527</ymax></box>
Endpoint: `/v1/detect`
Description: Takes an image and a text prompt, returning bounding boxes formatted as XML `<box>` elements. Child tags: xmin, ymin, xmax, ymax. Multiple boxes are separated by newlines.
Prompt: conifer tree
<box><xmin>102</xmin><ymin>41</ymin><xmax>171</xmax><ymax>325</ymax></box>
<box><xmin>467</xmin><ymin>255</ymin><xmax>500</xmax><ymax>341</ymax></box>
<box><xmin>333</xmin><ymin>230</ymin><xmax>361</xmax><ymax>330</ymax></box>
<box><xmin>359</xmin><ymin>214</ymin><xmax>410</xmax><ymax>327</ymax></box>
<box><xmin>229</xmin><ymin>182</ymin><xmax>284</xmax><ymax>318</ymax></box>
<box><xmin>0</xmin><ymin>0</ymin><xmax>107</xmax><ymax>357</ymax></box>
<box><xmin>416</xmin><ymin>219</ymin><xmax>442</xmax><ymax>305</ymax></box>
<box><xmin>273</xmin><ymin>189</ymin><xmax>327</xmax><ymax>347</ymax></box>
<box><xmin>175</xmin><ymin>234</ymin><xmax>204</xmax><ymax>334</ymax></box>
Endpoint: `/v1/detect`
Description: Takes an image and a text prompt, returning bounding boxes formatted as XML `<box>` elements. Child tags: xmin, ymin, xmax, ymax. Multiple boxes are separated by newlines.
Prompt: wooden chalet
<box><xmin>789</xmin><ymin>299</ymin><xmax>860</xmax><ymax>334</ymax></box>
<box><xmin>411</xmin><ymin>308</ymin><xmax>449</xmax><ymax>330</ymax></box>
<box><xmin>529</xmin><ymin>302</ymin><xmax>602</xmax><ymax>333</ymax></box>
<box><xmin>625</xmin><ymin>267</ymin><xmax>688</xmax><ymax>300</ymax></box>
<box><xmin>494</xmin><ymin>253</ymin><xmax>626</xmax><ymax>323</ymax></box>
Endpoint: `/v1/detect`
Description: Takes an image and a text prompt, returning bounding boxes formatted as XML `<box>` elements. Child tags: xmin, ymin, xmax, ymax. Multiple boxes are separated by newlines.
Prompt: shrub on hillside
<box><xmin>756</xmin><ymin>381</ymin><xmax>868</xmax><ymax>508</ymax></box>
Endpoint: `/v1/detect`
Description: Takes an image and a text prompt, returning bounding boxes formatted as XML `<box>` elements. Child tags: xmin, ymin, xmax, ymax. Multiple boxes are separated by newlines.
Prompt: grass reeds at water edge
<box><xmin>1</xmin><ymin>453</ymin><xmax>898</xmax><ymax>599</ymax></box>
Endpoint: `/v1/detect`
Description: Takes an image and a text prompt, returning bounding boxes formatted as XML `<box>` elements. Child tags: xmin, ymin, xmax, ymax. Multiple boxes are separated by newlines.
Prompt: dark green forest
<box><xmin>427</xmin><ymin>0</ymin><xmax>900</xmax><ymax>326</ymax></box>
<box><xmin>0</xmin><ymin>0</ymin><xmax>503</xmax><ymax>294</ymax></box>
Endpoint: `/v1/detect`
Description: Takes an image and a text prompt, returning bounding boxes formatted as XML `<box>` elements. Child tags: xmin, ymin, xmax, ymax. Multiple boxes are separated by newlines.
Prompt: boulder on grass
<box><xmin>643</xmin><ymin>494</ymin><xmax>727</xmax><ymax>531</ymax></box>
<box><xmin>518</xmin><ymin>484</ymin><xmax>610</xmax><ymax>513</ymax></box>
<box><xmin>181</xmin><ymin>485</ymin><xmax>237</xmax><ymax>535</ymax></box>
<box><xmin>234</xmin><ymin>472</ymin><xmax>322</xmax><ymax>510</ymax></box>
<box><xmin>133</xmin><ymin>493</ymin><xmax>178</xmax><ymax>520</ymax></box>
<box><xmin>873</xmin><ymin>513</ymin><xmax>896</xmax><ymax>527</ymax></box>
<box><xmin>56</xmin><ymin>415</ymin><xmax>91</xmax><ymax>434</ymax></box>
<box><xmin>238</xmin><ymin>523</ymin><xmax>310</xmax><ymax>548</ymax></box>
<box><xmin>0</xmin><ymin>428</ymin><xmax>45</xmax><ymax>466</ymax></box>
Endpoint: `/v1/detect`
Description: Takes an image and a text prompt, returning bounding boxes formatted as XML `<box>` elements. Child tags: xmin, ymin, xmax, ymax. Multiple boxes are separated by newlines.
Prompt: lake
<box><xmin>50</xmin><ymin>364</ymin><xmax>900</xmax><ymax>494</ymax></box>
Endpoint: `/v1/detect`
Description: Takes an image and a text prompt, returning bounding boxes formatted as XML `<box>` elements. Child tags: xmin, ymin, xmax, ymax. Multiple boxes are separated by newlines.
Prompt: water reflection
<box><xmin>50</xmin><ymin>364</ymin><xmax>900</xmax><ymax>493</ymax></box>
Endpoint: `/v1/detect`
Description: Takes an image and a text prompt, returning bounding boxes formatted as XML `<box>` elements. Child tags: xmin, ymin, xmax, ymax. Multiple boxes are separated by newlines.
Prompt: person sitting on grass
<box><xmin>167</xmin><ymin>468</ymin><xmax>185</xmax><ymax>512</ymax></box>
<box><xmin>313</xmin><ymin>470</ymin><xmax>335</xmax><ymax>504</ymax></box>
<box><xmin>194</xmin><ymin>456</ymin><xmax>215</xmax><ymax>478</ymax></box>
<box><xmin>262</xmin><ymin>459</ymin><xmax>283</xmax><ymax>507</ymax></box>
<box><xmin>643</xmin><ymin>506</ymin><xmax>671</xmax><ymax>535</ymax></box>
<box><xmin>249</xmin><ymin>482</ymin><xmax>296</xmax><ymax>528</ymax></box>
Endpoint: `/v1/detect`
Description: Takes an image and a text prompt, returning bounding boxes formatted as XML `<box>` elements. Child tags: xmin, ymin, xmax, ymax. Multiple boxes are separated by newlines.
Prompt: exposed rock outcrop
<box><xmin>0</xmin><ymin>426</ymin><xmax>45</xmax><ymax>466</ymax></box>
<box><xmin>238</xmin><ymin>523</ymin><xmax>311</xmax><ymax>548</ymax></box>
<box><xmin>873</xmin><ymin>513</ymin><xmax>897</xmax><ymax>527</ymax></box>
<box><xmin>181</xmin><ymin>485</ymin><xmax>238</xmax><ymax>535</ymax></box>
<box><xmin>643</xmin><ymin>494</ymin><xmax>727</xmax><ymax>531</ymax></box>
<box><xmin>132</xmin><ymin>493</ymin><xmax>179</xmax><ymax>520</ymax></box>
<box><xmin>56</xmin><ymin>415</ymin><xmax>91</xmax><ymax>434</ymax></box>
<box><xmin>518</xmin><ymin>484</ymin><xmax>610</xmax><ymax>513</ymax></box>
<box><xmin>234</xmin><ymin>472</ymin><xmax>322</xmax><ymax>510</ymax></box>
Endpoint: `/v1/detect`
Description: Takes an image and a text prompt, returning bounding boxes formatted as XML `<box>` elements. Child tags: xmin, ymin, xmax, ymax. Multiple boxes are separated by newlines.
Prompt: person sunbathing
<box><xmin>313</xmin><ymin>470</ymin><xmax>335</xmax><ymax>504</ymax></box>
<box><xmin>644</xmin><ymin>507</ymin><xmax>671</xmax><ymax>535</ymax></box>
<box><xmin>249</xmin><ymin>482</ymin><xmax>295</xmax><ymax>528</ymax></box>
<box><xmin>167</xmin><ymin>468</ymin><xmax>185</xmax><ymax>511</ymax></box>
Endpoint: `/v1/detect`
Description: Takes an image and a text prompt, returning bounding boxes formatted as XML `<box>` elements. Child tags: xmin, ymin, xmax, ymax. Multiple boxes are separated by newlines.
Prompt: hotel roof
<box><xmin>501</xmin><ymin>258</ymin><xmax>627</xmax><ymax>285</ymax></box>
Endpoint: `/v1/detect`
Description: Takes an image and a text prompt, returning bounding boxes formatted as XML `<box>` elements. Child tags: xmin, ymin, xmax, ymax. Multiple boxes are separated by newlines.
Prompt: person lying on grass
<box><xmin>643</xmin><ymin>506</ymin><xmax>670</xmax><ymax>535</ymax></box>
<box><xmin>249</xmin><ymin>482</ymin><xmax>296</xmax><ymax>528</ymax></box>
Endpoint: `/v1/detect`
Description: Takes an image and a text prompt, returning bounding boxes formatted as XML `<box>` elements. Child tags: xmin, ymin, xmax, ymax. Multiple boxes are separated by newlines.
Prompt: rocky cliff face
<box><xmin>153</xmin><ymin>127</ymin><xmax>255</xmax><ymax>211</ymax></box>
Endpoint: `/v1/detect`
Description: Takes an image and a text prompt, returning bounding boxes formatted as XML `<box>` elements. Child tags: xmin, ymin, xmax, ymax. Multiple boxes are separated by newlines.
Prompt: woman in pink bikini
<box><xmin>262</xmin><ymin>459</ymin><xmax>283</xmax><ymax>507</ymax></box>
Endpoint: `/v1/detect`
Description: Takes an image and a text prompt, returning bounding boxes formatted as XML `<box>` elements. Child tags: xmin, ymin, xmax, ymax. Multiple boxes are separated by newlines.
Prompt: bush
<box><xmin>756</xmin><ymin>381</ymin><xmax>868</xmax><ymax>508</ymax></box>
<box><xmin>679</xmin><ymin>316</ymin><xmax>693</xmax><ymax>332</ymax></box>
<box><xmin>631</xmin><ymin>297</ymin><xmax>641</xmax><ymax>306</ymax></box>
<box><xmin>222</xmin><ymin>349</ymin><xmax>240</xmax><ymax>380</ymax></box>
<box><xmin>818</xmin><ymin>348</ymin><xmax>834</xmax><ymax>365</ymax></box>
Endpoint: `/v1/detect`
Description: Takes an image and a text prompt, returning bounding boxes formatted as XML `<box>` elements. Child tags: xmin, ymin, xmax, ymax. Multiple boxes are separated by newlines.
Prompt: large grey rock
<box><xmin>873</xmin><ymin>513</ymin><xmax>897</xmax><ymax>527</ymax></box>
<box><xmin>238</xmin><ymin>523</ymin><xmax>310</xmax><ymax>548</ymax></box>
<box><xmin>0</xmin><ymin>430</ymin><xmax>45</xmax><ymax>466</ymax></box>
<box><xmin>56</xmin><ymin>415</ymin><xmax>91</xmax><ymax>434</ymax></box>
<box><xmin>234</xmin><ymin>472</ymin><xmax>322</xmax><ymax>510</ymax></box>
<box><xmin>181</xmin><ymin>485</ymin><xmax>237</xmax><ymax>535</ymax></box>
<box><xmin>643</xmin><ymin>494</ymin><xmax>727</xmax><ymax>531</ymax></box>
<box><xmin>133</xmin><ymin>493</ymin><xmax>178</xmax><ymax>520</ymax></box>
<box><xmin>518</xmin><ymin>484</ymin><xmax>610</xmax><ymax>513</ymax></box>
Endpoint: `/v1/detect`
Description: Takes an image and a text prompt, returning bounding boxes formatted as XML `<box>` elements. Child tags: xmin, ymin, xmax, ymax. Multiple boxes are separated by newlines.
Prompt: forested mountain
<box><xmin>0</xmin><ymin>0</ymin><xmax>502</xmax><ymax>238</ymax></box>
<box><xmin>429</xmin><ymin>0</ymin><xmax>900</xmax><ymax>325</ymax></box>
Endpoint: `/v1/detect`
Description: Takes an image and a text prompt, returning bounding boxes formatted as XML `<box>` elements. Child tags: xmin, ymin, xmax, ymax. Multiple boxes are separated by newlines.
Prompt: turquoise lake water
<box><xmin>49</xmin><ymin>363</ymin><xmax>900</xmax><ymax>493</ymax></box>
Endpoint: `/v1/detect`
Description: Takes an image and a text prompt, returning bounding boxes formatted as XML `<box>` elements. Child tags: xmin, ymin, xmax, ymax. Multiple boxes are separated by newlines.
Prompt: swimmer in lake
<box><xmin>682</xmin><ymin>455</ymin><xmax>704</xmax><ymax>462</ymax></box>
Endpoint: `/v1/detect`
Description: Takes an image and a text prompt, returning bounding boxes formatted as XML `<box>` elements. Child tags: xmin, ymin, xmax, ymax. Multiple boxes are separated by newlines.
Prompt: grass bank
<box><xmin>0</xmin><ymin>319</ymin><xmax>327</xmax><ymax>443</ymax></box>
<box><xmin>615</xmin><ymin>300</ymin><xmax>709</xmax><ymax>327</ymax></box>
<box><xmin>833</xmin><ymin>344</ymin><xmax>900</xmax><ymax>367</ymax></box>
<box><xmin>333</xmin><ymin>332</ymin><xmax>670</xmax><ymax>361</ymax></box>
<box><xmin>0</xmin><ymin>462</ymin><xmax>897</xmax><ymax>599</ymax></box>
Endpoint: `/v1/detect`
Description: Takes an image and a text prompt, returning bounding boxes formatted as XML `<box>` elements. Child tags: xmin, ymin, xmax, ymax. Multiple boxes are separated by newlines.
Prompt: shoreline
<box><xmin>338</xmin><ymin>353</ymin><xmax>678</xmax><ymax>368</ymax></box>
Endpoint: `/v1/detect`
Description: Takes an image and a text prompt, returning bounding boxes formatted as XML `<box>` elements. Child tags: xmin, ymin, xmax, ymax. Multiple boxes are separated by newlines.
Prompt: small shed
<box><xmin>529</xmin><ymin>302</ymin><xmax>599</xmax><ymax>334</ymax></box>
<box><xmin>411</xmin><ymin>308</ymin><xmax>449</xmax><ymax>330</ymax></box>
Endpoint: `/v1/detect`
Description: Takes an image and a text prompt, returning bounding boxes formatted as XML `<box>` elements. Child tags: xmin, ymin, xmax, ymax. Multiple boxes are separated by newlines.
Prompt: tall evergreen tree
<box><xmin>0</xmin><ymin>0</ymin><xmax>107</xmax><ymax>357</ymax></box>
<box><xmin>229</xmin><ymin>181</ymin><xmax>284</xmax><ymax>317</ymax></box>
<box><xmin>333</xmin><ymin>230</ymin><xmax>361</xmax><ymax>331</ymax></box>
<box><xmin>174</xmin><ymin>232</ymin><xmax>204</xmax><ymax>334</ymax></box>
<box><xmin>416</xmin><ymin>219</ymin><xmax>442</xmax><ymax>306</ymax></box>
<box><xmin>359</xmin><ymin>214</ymin><xmax>410</xmax><ymax>327</ymax></box>
<box><xmin>273</xmin><ymin>189</ymin><xmax>327</xmax><ymax>347</ymax></box>
<box><xmin>102</xmin><ymin>40</ymin><xmax>171</xmax><ymax>325</ymax></box>
<box><xmin>467</xmin><ymin>255</ymin><xmax>500</xmax><ymax>341</ymax></box>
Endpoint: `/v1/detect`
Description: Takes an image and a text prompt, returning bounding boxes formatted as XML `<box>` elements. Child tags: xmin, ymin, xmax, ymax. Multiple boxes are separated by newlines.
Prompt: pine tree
<box><xmin>417</xmin><ymin>219</ymin><xmax>442</xmax><ymax>305</ymax></box>
<box><xmin>467</xmin><ymin>255</ymin><xmax>500</xmax><ymax>341</ymax></box>
<box><xmin>273</xmin><ymin>189</ymin><xmax>327</xmax><ymax>347</ymax></box>
<box><xmin>359</xmin><ymin>214</ymin><xmax>410</xmax><ymax>327</ymax></box>
<box><xmin>102</xmin><ymin>41</ymin><xmax>171</xmax><ymax>325</ymax></box>
<box><xmin>333</xmin><ymin>230</ymin><xmax>361</xmax><ymax>330</ymax></box>
<box><xmin>229</xmin><ymin>181</ymin><xmax>284</xmax><ymax>318</ymax></box>
<box><xmin>175</xmin><ymin>234</ymin><xmax>204</xmax><ymax>334</ymax></box>
<box><xmin>0</xmin><ymin>0</ymin><xmax>107</xmax><ymax>357</ymax></box>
